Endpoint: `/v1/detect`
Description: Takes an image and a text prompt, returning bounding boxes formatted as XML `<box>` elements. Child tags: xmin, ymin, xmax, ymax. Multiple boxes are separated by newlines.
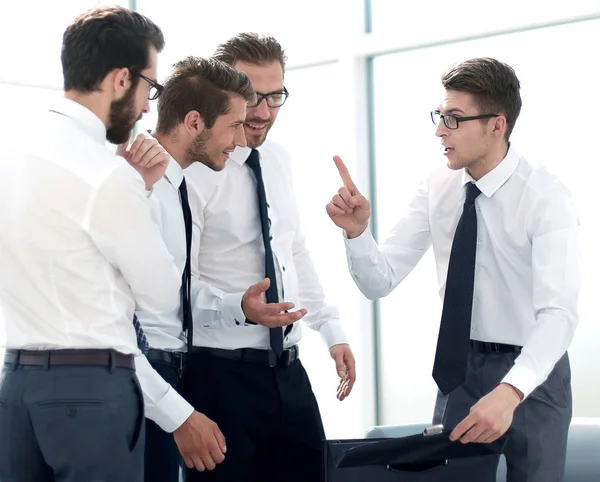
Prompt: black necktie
<box><xmin>179</xmin><ymin>178</ymin><xmax>194</xmax><ymax>353</ymax></box>
<box><xmin>246</xmin><ymin>149</ymin><xmax>284</xmax><ymax>357</ymax></box>
<box><xmin>432</xmin><ymin>182</ymin><xmax>482</xmax><ymax>395</ymax></box>
<box><xmin>133</xmin><ymin>314</ymin><xmax>149</xmax><ymax>354</ymax></box>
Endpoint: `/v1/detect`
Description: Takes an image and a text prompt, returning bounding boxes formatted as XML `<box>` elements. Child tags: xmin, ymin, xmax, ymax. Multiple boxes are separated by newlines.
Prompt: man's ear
<box><xmin>492</xmin><ymin>115</ymin><xmax>506</xmax><ymax>135</ymax></box>
<box><xmin>110</xmin><ymin>67</ymin><xmax>131</xmax><ymax>98</ymax></box>
<box><xmin>184</xmin><ymin>110</ymin><xmax>206</xmax><ymax>135</ymax></box>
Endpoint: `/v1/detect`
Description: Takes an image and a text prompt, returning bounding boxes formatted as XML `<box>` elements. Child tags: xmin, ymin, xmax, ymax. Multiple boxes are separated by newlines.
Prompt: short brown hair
<box><xmin>441</xmin><ymin>57</ymin><xmax>522</xmax><ymax>140</ymax></box>
<box><xmin>62</xmin><ymin>5</ymin><xmax>164</xmax><ymax>92</ymax></box>
<box><xmin>156</xmin><ymin>56</ymin><xmax>255</xmax><ymax>134</ymax></box>
<box><xmin>213</xmin><ymin>33</ymin><xmax>287</xmax><ymax>73</ymax></box>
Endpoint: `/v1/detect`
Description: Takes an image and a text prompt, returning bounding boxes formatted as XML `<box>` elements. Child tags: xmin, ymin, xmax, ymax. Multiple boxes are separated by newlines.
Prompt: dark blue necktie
<box><xmin>179</xmin><ymin>178</ymin><xmax>194</xmax><ymax>353</ymax></box>
<box><xmin>246</xmin><ymin>149</ymin><xmax>284</xmax><ymax>357</ymax></box>
<box><xmin>133</xmin><ymin>314</ymin><xmax>149</xmax><ymax>354</ymax></box>
<box><xmin>432</xmin><ymin>182</ymin><xmax>482</xmax><ymax>395</ymax></box>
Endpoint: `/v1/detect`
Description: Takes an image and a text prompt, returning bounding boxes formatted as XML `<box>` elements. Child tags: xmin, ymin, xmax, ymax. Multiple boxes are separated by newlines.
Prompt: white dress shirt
<box><xmin>185</xmin><ymin>140</ymin><xmax>347</xmax><ymax>350</ymax></box>
<box><xmin>0</xmin><ymin>98</ymin><xmax>187</xmax><ymax>432</ymax></box>
<box><xmin>345</xmin><ymin>144</ymin><xmax>580</xmax><ymax>399</ymax></box>
<box><xmin>134</xmin><ymin>159</ymin><xmax>194</xmax><ymax>432</ymax></box>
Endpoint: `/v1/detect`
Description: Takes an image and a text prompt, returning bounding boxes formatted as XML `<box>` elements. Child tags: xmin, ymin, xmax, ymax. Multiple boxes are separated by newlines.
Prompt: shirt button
<box><xmin>477</xmin><ymin>239</ymin><xmax>482</xmax><ymax>245</ymax></box>
<box><xmin>282</xmin><ymin>266</ymin><xmax>286</xmax><ymax>271</ymax></box>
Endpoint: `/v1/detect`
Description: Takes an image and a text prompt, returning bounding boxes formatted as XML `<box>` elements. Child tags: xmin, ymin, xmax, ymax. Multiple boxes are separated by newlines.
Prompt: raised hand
<box><xmin>117</xmin><ymin>132</ymin><xmax>170</xmax><ymax>190</ymax></box>
<box><xmin>242</xmin><ymin>278</ymin><xmax>307</xmax><ymax>327</ymax></box>
<box><xmin>325</xmin><ymin>155</ymin><xmax>371</xmax><ymax>239</ymax></box>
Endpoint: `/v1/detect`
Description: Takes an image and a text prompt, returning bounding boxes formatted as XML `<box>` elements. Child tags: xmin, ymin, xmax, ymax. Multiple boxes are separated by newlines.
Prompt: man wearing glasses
<box><xmin>327</xmin><ymin>57</ymin><xmax>579</xmax><ymax>481</ymax></box>
<box><xmin>180</xmin><ymin>33</ymin><xmax>357</xmax><ymax>482</ymax></box>
<box><xmin>0</xmin><ymin>6</ymin><xmax>176</xmax><ymax>482</ymax></box>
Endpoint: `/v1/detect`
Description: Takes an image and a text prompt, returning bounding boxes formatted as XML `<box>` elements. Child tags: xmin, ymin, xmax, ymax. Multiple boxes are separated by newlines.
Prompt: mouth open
<box><xmin>245</xmin><ymin>121</ymin><xmax>269</xmax><ymax>134</ymax></box>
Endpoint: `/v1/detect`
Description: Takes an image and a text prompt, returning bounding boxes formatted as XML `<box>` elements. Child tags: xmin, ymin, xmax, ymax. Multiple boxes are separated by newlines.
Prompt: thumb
<box><xmin>249</xmin><ymin>278</ymin><xmax>270</xmax><ymax>296</ymax></box>
<box><xmin>333</xmin><ymin>352</ymin><xmax>347</xmax><ymax>378</ymax></box>
<box><xmin>115</xmin><ymin>142</ymin><xmax>129</xmax><ymax>158</ymax></box>
<box><xmin>214</xmin><ymin>427</ymin><xmax>227</xmax><ymax>453</ymax></box>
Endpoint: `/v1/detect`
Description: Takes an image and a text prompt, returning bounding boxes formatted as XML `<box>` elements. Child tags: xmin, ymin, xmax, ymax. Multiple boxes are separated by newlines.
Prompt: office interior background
<box><xmin>1</xmin><ymin>0</ymin><xmax>599</xmax><ymax>438</ymax></box>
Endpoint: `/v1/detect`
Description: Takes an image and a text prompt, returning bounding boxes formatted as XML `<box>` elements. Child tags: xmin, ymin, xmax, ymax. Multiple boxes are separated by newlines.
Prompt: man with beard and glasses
<box><xmin>127</xmin><ymin>56</ymin><xmax>255</xmax><ymax>482</ymax></box>
<box><xmin>0</xmin><ymin>6</ymin><xmax>185</xmax><ymax>482</ymax></box>
<box><xmin>180</xmin><ymin>33</ymin><xmax>356</xmax><ymax>482</ymax></box>
<box><xmin>327</xmin><ymin>57</ymin><xmax>579</xmax><ymax>482</ymax></box>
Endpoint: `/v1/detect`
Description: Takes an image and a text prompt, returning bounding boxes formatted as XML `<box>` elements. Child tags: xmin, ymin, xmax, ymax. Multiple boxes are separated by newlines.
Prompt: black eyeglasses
<box><xmin>248</xmin><ymin>87</ymin><xmax>289</xmax><ymax>108</ymax></box>
<box><xmin>431</xmin><ymin>110</ymin><xmax>499</xmax><ymax>130</ymax></box>
<box><xmin>133</xmin><ymin>72</ymin><xmax>164</xmax><ymax>101</ymax></box>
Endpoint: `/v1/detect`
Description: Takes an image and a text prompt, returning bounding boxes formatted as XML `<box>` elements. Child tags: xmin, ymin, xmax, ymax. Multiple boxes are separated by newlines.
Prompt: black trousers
<box><xmin>144</xmin><ymin>356</ymin><xmax>184</xmax><ymax>482</ymax></box>
<box><xmin>181</xmin><ymin>350</ymin><xmax>326</xmax><ymax>482</ymax></box>
<box><xmin>0</xmin><ymin>362</ymin><xmax>144</xmax><ymax>482</ymax></box>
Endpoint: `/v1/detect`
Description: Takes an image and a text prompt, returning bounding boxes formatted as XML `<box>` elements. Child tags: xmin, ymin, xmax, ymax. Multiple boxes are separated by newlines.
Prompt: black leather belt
<box><xmin>146</xmin><ymin>348</ymin><xmax>185</xmax><ymax>370</ymax></box>
<box><xmin>3</xmin><ymin>349</ymin><xmax>135</xmax><ymax>370</ymax></box>
<box><xmin>470</xmin><ymin>340</ymin><xmax>522</xmax><ymax>354</ymax></box>
<box><xmin>191</xmin><ymin>345</ymin><xmax>300</xmax><ymax>367</ymax></box>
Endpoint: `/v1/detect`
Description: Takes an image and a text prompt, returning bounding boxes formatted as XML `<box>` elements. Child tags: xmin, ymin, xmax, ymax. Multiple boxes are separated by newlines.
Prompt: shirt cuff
<box><xmin>501</xmin><ymin>363</ymin><xmax>538</xmax><ymax>400</ymax></box>
<box><xmin>319</xmin><ymin>318</ymin><xmax>348</xmax><ymax>348</ymax></box>
<box><xmin>343</xmin><ymin>228</ymin><xmax>376</xmax><ymax>257</ymax></box>
<box><xmin>145</xmin><ymin>385</ymin><xmax>195</xmax><ymax>433</ymax></box>
<box><xmin>220</xmin><ymin>291</ymin><xmax>246</xmax><ymax>327</ymax></box>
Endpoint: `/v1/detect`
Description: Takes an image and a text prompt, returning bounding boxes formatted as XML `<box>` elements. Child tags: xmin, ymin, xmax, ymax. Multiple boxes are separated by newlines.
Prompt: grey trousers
<box><xmin>0</xmin><ymin>362</ymin><xmax>145</xmax><ymax>482</ymax></box>
<box><xmin>433</xmin><ymin>350</ymin><xmax>572</xmax><ymax>482</ymax></box>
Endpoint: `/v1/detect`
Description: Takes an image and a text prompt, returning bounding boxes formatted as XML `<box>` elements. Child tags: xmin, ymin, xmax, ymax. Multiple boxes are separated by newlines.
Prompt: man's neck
<box><xmin>466</xmin><ymin>142</ymin><xmax>509</xmax><ymax>181</ymax></box>
<box><xmin>152</xmin><ymin>132</ymin><xmax>190</xmax><ymax>169</ymax></box>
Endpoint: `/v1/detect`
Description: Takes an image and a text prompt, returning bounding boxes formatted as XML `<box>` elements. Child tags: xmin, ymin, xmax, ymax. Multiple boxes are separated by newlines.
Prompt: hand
<box><xmin>173</xmin><ymin>411</ymin><xmax>226</xmax><ymax>471</ymax></box>
<box><xmin>117</xmin><ymin>133</ymin><xmax>170</xmax><ymax>190</ymax></box>
<box><xmin>241</xmin><ymin>278</ymin><xmax>308</xmax><ymax>327</ymax></box>
<box><xmin>450</xmin><ymin>383</ymin><xmax>523</xmax><ymax>444</ymax></box>
<box><xmin>326</xmin><ymin>155</ymin><xmax>371</xmax><ymax>239</ymax></box>
<box><xmin>329</xmin><ymin>343</ymin><xmax>356</xmax><ymax>401</ymax></box>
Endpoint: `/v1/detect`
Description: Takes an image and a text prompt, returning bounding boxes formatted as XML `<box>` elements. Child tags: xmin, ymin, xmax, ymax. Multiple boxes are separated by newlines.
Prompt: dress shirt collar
<box><xmin>229</xmin><ymin>145</ymin><xmax>254</xmax><ymax>167</ymax></box>
<box><xmin>50</xmin><ymin>97</ymin><xmax>107</xmax><ymax>146</ymax></box>
<box><xmin>462</xmin><ymin>143</ymin><xmax>520</xmax><ymax>198</ymax></box>
<box><xmin>164</xmin><ymin>157</ymin><xmax>184</xmax><ymax>189</ymax></box>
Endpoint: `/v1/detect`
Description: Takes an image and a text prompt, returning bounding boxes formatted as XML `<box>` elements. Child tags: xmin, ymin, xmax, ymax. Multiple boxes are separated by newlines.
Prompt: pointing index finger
<box><xmin>333</xmin><ymin>155</ymin><xmax>359</xmax><ymax>194</ymax></box>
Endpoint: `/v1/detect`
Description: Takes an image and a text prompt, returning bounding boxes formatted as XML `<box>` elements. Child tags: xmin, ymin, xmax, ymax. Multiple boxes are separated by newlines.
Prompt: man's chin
<box><xmin>246</xmin><ymin>132</ymin><xmax>267</xmax><ymax>149</ymax></box>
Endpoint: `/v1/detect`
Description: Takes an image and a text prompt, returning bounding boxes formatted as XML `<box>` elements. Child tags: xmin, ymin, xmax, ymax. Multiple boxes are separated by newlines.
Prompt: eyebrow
<box><xmin>256</xmin><ymin>89</ymin><xmax>285</xmax><ymax>96</ymax></box>
<box><xmin>444</xmin><ymin>108</ymin><xmax>467</xmax><ymax>116</ymax></box>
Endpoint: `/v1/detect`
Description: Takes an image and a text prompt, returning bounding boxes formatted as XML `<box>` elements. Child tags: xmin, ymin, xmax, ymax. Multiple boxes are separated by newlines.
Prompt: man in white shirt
<box><xmin>0</xmin><ymin>6</ymin><xmax>180</xmax><ymax>482</ymax></box>
<box><xmin>181</xmin><ymin>33</ymin><xmax>357</xmax><ymax>482</ymax></box>
<box><xmin>327</xmin><ymin>57</ymin><xmax>579</xmax><ymax>482</ymax></box>
<box><xmin>133</xmin><ymin>56</ymin><xmax>257</xmax><ymax>482</ymax></box>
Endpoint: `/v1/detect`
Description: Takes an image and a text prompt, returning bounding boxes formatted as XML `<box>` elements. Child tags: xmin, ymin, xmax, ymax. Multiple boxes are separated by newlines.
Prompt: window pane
<box><xmin>0</xmin><ymin>1</ymin><xmax>128</xmax><ymax>87</ymax></box>
<box><xmin>270</xmin><ymin>63</ymin><xmax>372</xmax><ymax>438</ymax></box>
<box><xmin>372</xmin><ymin>18</ymin><xmax>600</xmax><ymax>424</ymax></box>
<box><xmin>369</xmin><ymin>0</ymin><xmax>600</xmax><ymax>40</ymax></box>
<box><xmin>136</xmin><ymin>0</ymin><xmax>351</xmax><ymax>81</ymax></box>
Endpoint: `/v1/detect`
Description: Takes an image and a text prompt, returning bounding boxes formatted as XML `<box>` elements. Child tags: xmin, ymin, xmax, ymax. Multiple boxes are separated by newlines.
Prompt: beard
<box><xmin>106</xmin><ymin>84</ymin><xmax>140</xmax><ymax>145</ymax></box>
<box><xmin>184</xmin><ymin>129</ymin><xmax>224</xmax><ymax>172</ymax></box>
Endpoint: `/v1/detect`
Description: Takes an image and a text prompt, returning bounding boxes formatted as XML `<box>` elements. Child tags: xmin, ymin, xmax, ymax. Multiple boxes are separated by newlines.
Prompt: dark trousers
<box><xmin>181</xmin><ymin>350</ymin><xmax>326</xmax><ymax>482</ymax></box>
<box><xmin>144</xmin><ymin>356</ymin><xmax>183</xmax><ymax>482</ymax></box>
<box><xmin>0</xmin><ymin>362</ymin><xmax>144</xmax><ymax>482</ymax></box>
<box><xmin>433</xmin><ymin>350</ymin><xmax>572</xmax><ymax>482</ymax></box>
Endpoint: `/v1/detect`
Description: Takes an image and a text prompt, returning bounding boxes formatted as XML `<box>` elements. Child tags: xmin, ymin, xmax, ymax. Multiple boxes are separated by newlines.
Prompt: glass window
<box><xmin>0</xmin><ymin>1</ymin><xmax>127</xmax><ymax>87</ymax></box>
<box><xmin>269</xmin><ymin>63</ymin><xmax>372</xmax><ymax>438</ymax></box>
<box><xmin>135</xmin><ymin>0</ymin><xmax>351</xmax><ymax>82</ymax></box>
<box><xmin>369</xmin><ymin>0</ymin><xmax>600</xmax><ymax>39</ymax></box>
<box><xmin>372</xmin><ymin>18</ymin><xmax>600</xmax><ymax>424</ymax></box>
